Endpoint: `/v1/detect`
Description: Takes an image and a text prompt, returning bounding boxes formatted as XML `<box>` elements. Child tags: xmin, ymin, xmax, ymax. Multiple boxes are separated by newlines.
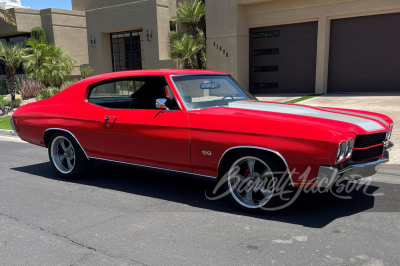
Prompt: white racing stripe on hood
<box><xmin>321</xmin><ymin>108</ymin><xmax>389</xmax><ymax>127</ymax></box>
<box><xmin>228</xmin><ymin>101</ymin><xmax>385</xmax><ymax>132</ymax></box>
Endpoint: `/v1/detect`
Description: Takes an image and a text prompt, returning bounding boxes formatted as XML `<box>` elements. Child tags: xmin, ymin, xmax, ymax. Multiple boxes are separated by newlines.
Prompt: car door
<box><xmin>88</xmin><ymin>76</ymin><xmax>191</xmax><ymax>172</ymax></box>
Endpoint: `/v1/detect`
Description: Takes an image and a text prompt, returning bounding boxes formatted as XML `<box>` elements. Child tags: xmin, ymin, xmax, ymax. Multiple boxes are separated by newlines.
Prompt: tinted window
<box><xmin>88</xmin><ymin>76</ymin><xmax>179</xmax><ymax>110</ymax></box>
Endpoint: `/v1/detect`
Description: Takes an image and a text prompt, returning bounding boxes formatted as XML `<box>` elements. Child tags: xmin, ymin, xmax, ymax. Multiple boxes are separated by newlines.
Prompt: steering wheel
<box><xmin>222</xmin><ymin>95</ymin><xmax>234</xmax><ymax>100</ymax></box>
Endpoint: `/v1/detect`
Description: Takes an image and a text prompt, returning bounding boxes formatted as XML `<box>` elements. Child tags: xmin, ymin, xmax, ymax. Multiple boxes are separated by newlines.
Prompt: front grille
<box><xmin>354</xmin><ymin>132</ymin><xmax>386</xmax><ymax>148</ymax></box>
<box><xmin>352</xmin><ymin>145</ymin><xmax>384</xmax><ymax>162</ymax></box>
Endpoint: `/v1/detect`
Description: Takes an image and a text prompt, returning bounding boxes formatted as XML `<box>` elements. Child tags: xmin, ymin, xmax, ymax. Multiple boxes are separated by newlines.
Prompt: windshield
<box><xmin>171</xmin><ymin>75</ymin><xmax>257</xmax><ymax>110</ymax></box>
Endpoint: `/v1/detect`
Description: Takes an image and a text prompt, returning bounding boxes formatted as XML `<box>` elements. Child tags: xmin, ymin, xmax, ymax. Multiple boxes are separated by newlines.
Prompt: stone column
<box><xmin>315</xmin><ymin>16</ymin><xmax>331</xmax><ymax>94</ymax></box>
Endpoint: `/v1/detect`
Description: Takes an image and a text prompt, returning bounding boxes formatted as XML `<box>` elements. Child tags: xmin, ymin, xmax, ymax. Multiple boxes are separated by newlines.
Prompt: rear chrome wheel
<box><xmin>48</xmin><ymin>132</ymin><xmax>88</xmax><ymax>179</ymax></box>
<box><xmin>227</xmin><ymin>156</ymin><xmax>276</xmax><ymax>209</ymax></box>
<box><xmin>51</xmin><ymin>136</ymin><xmax>75</xmax><ymax>174</ymax></box>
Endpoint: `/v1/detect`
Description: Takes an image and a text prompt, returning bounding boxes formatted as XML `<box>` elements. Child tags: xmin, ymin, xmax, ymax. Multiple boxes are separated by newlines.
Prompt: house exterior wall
<box><xmin>206</xmin><ymin>0</ymin><xmax>400</xmax><ymax>93</ymax></box>
<box><xmin>40</xmin><ymin>9</ymin><xmax>88</xmax><ymax>75</ymax></box>
<box><xmin>0</xmin><ymin>8</ymin><xmax>89</xmax><ymax>75</ymax></box>
<box><xmin>85</xmin><ymin>0</ymin><xmax>174</xmax><ymax>75</ymax></box>
<box><xmin>71</xmin><ymin>0</ymin><xmax>143</xmax><ymax>11</ymax></box>
<box><xmin>0</xmin><ymin>8</ymin><xmax>41</xmax><ymax>37</ymax></box>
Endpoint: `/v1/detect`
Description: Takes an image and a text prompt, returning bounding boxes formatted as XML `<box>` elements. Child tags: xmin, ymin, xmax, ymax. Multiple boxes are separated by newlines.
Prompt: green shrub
<box><xmin>79</xmin><ymin>65</ymin><xmax>93</xmax><ymax>79</ymax></box>
<box><xmin>19</xmin><ymin>79</ymin><xmax>44</xmax><ymax>99</ymax></box>
<box><xmin>60</xmin><ymin>80</ymin><xmax>77</xmax><ymax>91</ymax></box>
<box><xmin>31</xmin><ymin>27</ymin><xmax>47</xmax><ymax>44</ymax></box>
<box><xmin>36</xmin><ymin>87</ymin><xmax>60</xmax><ymax>100</ymax></box>
<box><xmin>7</xmin><ymin>99</ymin><xmax>21</xmax><ymax>109</ymax></box>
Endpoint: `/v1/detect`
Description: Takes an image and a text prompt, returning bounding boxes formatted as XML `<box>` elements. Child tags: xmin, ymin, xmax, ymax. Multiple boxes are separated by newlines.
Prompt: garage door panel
<box><xmin>331</xmin><ymin>13</ymin><xmax>400</xmax><ymax>37</ymax></box>
<box><xmin>250</xmin><ymin>22</ymin><xmax>317</xmax><ymax>93</ymax></box>
<box><xmin>252</xmin><ymin>23</ymin><xmax>317</xmax><ymax>42</ymax></box>
<box><xmin>329</xmin><ymin>73</ymin><xmax>400</xmax><ymax>93</ymax></box>
<box><xmin>328</xmin><ymin>13</ymin><xmax>400</xmax><ymax>93</ymax></box>
<box><xmin>330</xmin><ymin>33</ymin><xmax>400</xmax><ymax>56</ymax></box>
<box><xmin>330</xmin><ymin>55</ymin><xmax>400</xmax><ymax>74</ymax></box>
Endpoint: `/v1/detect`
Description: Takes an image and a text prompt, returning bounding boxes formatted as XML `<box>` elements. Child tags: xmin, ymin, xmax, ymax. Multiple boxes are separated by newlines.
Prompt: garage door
<box><xmin>329</xmin><ymin>13</ymin><xmax>400</xmax><ymax>93</ymax></box>
<box><xmin>249</xmin><ymin>22</ymin><xmax>317</xmax><ymax>94</ymax></box>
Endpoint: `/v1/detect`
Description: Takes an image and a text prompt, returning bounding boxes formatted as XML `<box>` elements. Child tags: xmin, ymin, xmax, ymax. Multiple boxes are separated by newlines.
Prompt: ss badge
<box><xmin>202</xmin><ymin>150</ymin><xmax>212</xmax><ymax>156</ymax></box>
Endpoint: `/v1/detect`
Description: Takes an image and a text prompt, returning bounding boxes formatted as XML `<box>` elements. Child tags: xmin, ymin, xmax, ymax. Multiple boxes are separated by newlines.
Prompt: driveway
<box><xmin>301</xmin><ymin>94</ymin><xmax>400</xmax><ymax>165</ymax></box>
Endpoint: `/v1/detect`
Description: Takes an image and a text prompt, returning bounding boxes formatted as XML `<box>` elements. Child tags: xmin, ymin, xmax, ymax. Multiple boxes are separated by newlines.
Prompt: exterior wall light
<box><xmin>90</xmin><ymin>36</ymin><xmax>96</xmax><ymax>47</ymax></box>
<box><xmin>146</xmin><ymin>30</ymin><xmax>152</xmax><ymax>41</ymax></box>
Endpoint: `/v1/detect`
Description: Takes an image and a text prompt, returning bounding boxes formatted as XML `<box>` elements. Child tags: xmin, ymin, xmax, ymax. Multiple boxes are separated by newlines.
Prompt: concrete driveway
<box><xmin>301</xmin><ymin>94</ymin><xmax>400</xmax><ymax>164</ymax></box>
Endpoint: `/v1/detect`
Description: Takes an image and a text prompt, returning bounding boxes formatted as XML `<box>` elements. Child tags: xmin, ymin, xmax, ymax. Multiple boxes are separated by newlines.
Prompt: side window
<box><xmin>88</xmin><ymin>76</ymin><xmax>180</xmax><ymax>110</ymax></box>
<box><xmin>90</xmin><ymin>80</ymin><xmax>143</xmax><ymax>98</ymax></box>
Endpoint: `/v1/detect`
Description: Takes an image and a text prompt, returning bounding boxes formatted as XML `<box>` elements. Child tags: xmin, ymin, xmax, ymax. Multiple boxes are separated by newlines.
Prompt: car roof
<box><xmin>84</xmin><ymin>69</ymin><xmax>229</xmax><ymax>83</ymax></box>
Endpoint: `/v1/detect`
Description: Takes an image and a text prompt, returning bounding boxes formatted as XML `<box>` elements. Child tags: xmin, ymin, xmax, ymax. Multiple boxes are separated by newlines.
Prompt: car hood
<box><xmin>226</xmin><ymin>101</ymin><xmax>389</xmax><ymax>133</ymax></box>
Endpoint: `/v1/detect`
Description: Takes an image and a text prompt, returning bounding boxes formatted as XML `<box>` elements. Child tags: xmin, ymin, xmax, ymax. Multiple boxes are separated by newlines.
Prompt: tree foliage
<box><xmin>0</xmin><ymin>8</ymin><xmax>16</xmax><ymax>26</ymax></box>
<box><xmin>173</xmin><ymin>0</ymin><xmax>205</xmax><ymax>27</ymax></box>
<box><xmin>0</xmin><ymin>43</ymin><xmax>29</xmax><ymax>101</ymax></box>
<box><xmin>24</xmin><ymin>42</ymin><xmax>75</xmax><ymax>88</ymax></box>
<box><xmin>79</xmin><ymin>65</ymin><xmax>93</xmax><ymax>79</ymax></box>
<box><xmin>30</xmin><ymin>27</ymin><xmax>47</xmax><ymax>44</ymax></box>
<box><xmin>170</xmin><ymin>0</ymin><xmax>206</xmax><ymax>69</ymax></box>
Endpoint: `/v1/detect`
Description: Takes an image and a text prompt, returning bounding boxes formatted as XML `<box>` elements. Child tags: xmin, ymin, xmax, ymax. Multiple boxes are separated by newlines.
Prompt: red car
<box><xmin>11</xmin><ymin>69</ymin><xmax>394</xmax><ymax>210</ymax></box>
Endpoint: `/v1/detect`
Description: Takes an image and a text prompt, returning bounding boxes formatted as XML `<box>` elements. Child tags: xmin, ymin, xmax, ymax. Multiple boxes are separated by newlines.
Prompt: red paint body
<box><xmin>12</xmin><ymin>70</ymin><xmax>393</xmax><ymax>186</ymax></box>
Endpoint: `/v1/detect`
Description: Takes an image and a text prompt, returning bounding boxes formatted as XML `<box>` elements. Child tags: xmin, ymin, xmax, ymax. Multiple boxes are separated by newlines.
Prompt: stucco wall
<box><xmin>206</xmin><ymin>0</ymin><xmax>400</xmax><ymax>92</ymax></box>
<box><xmin>0</xmin><ymin>8</ymin><xmax>41</xmax><ymax>37</ymax></box>
<box><xmin>72</xmin><ymin>0</ymin><xmax>177</xmax><ymax>17</ymax></box>
<box><xmin>85</xmin><ymin>0</ymin><xmax>174</xmax><ymax>75</ymax></box>
<box><xmin>40</xmin><ymin>9</ymin><xmax>89</xmax><ymax>75</ymax></box>
<box><xmin>71</xmin><ymin>0</ymin><xmax>141</xmax><ymax>11</ymax></box>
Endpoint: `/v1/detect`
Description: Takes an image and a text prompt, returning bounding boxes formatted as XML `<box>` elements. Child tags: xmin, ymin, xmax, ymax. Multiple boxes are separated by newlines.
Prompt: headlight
<box><xmin>336</xmin><ymin>141</ymin><xmax>347</xmax><ymax>162</ymax></box>
<box><xmin>386</xmin><ymin>124</ymin><xmax>393</xmax><ymax>140</ymax></box>
<box><xmin>345</xmin><ymin>138</ymin><xmax>355</xmax><ymax>159</ymax></box>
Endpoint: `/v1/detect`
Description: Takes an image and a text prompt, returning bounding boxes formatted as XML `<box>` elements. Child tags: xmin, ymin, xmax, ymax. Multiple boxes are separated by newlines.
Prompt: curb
<box><xmin>0</xmin><ymin>129</ymin><xmax>17</xmax><ymax>137</ymax></box>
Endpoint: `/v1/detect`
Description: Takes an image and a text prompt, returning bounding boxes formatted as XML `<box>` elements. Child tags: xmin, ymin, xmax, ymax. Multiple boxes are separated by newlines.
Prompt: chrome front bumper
<box><xmin>317</xmin><ymin>145</ymin><xmax>392</xmax><ymax>188</ymax></box>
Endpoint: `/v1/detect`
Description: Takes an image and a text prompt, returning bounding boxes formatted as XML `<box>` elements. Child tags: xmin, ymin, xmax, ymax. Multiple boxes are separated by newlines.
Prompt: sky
<box><xmin>21</xmin><ymin>0</ymin><xmax>72</xmax><ymax>10</ymax></box>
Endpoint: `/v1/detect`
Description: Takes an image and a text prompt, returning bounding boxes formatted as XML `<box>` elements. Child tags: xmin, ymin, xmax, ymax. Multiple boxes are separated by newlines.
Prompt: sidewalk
<box><xmin>0</xmin><ymin>129</ymin><xmax>16</xmax><ymax>137</ymax></box>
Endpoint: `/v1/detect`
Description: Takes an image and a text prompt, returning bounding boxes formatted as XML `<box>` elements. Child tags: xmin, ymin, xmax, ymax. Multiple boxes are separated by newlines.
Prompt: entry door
<box><xmin>111</xmin><ymin>30</ymin><xmax>142</xmax><ymax>71</ymax></box>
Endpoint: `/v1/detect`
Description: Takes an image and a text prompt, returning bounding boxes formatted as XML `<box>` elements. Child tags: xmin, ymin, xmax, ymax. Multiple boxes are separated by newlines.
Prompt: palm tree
<box><xmin>172</xmin><ymin>0</ymin><xmax>206</xmax><ymax>69</ymax></box>
<box><xmin>25</xmin><ymin>41</ymin><xmax>75</xmax><ymax>88</ymax></box>
<box><xmin>0</xmin><ymin>8</ymin><xmax>16</xmax><ymax>26</ymax></box>
<box><xmin>170</xmin><ymin>32</ymin><xmax>203</xmax><ymax>69</ymax></box>
<box><xmin>0</xmin><ymin>43</ymin><xmax>28</xmax><ymax>101</ymax></box>
<box><xmin>79</xmin><ymin>65</ymin><xmax>93</xmax><ymax>79</ymax></box>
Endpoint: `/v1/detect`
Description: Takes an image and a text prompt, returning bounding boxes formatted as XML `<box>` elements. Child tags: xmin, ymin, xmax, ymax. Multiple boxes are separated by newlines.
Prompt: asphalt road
<box><xmin>1</xmin><ymin>135</ymin><xmax>400</xmax><ymax>266</ymax></box>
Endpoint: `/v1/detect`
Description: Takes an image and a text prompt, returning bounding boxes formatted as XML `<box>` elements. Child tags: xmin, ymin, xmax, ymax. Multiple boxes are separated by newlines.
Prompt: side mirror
<box><xmin>155</xmin><ymin>98</ymin><xmax>170</xmax><ymax>111</ymax></box>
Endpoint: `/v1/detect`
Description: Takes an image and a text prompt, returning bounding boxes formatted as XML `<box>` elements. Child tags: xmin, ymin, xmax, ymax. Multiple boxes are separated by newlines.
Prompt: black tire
<box><xmin>48</xmin><ymin>132</ymin><xmax>88</xmax><ymax>179</ymax></box>
<box><xmin>219</xmin><ymin>151</ymin><xmax>295</xmax><ymax>212</ymax></box>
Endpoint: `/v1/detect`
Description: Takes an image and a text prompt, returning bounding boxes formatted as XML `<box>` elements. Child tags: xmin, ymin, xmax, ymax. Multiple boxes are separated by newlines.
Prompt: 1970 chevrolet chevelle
<box><xmin>11</xmin><ymin>69</ymin><xmax>394</xmax><ymax>210</ymax></box>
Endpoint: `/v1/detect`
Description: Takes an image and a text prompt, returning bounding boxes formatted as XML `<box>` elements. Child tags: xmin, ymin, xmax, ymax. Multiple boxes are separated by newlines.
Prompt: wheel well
<box><xmin>43</xmin><ymin>129</ymin><xmax>60</xmax><ymax>148</ymax></box>
<box><xmin>43</xmin><ymin>129</ymin><xmax>89</xmax><ymax>160</ymax></box>
<box><xmin>217</xmin><ymin>147</ymin><xmax>289</xmax><ymax>180</ymax></box>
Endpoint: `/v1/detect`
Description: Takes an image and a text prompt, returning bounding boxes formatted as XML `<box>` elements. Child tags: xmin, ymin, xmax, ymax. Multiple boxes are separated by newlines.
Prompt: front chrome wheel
<box><xmin>227</xmin><ymin>156</ymin><xmax>276</xmax><ymax>209</ymax></box>
<box><xmin>50</xmin><ymin>136</ymin><xmax>76</xmax><ymax>174</ymax></box>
